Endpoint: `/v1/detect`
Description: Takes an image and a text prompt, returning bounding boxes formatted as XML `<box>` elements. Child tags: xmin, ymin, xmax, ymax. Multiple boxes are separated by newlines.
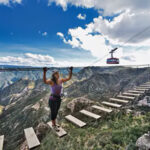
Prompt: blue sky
<box><xmin>0</xmin><ymin>0</ymin><xmax>150</xmax><ymax>66</ymax></box>
<box><xmin>0</xmin><ymin>0</ymin><xmax>99</xmax><ymax>66</ymax></box>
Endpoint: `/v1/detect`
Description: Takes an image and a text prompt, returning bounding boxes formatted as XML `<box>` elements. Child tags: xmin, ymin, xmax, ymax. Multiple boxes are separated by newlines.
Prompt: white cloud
<box><xmin>0</xmin><ymin>0</ymin><xmax>22</xmax><ymax>5</ymax></box>
<box><xmin>89</xmin><ymin>11</ymin><xmax>150</xmax><ymax>46</ymax></box>
<box><xmin>58</xmin><ymin>26</ymin><xmax>110</xmax><ymax>58</ymax></box>
<box><xmin>77</xmin><ymin>13</ymin><xmax>86</xmax><ymax>20</ymax></box>
<box><xmin>0</xmin><ymin>50</ymin><xmax>149</xmax><ymax>67</ymax></box>
<box><xmin>42</xmin><ymin>32</ymin><xmax>48</xmax><ymax>36</ymax></box>
<box><xmin>48</xmin><ymin>0</ymin><xmax>150</xmax><ymax>15</ymax></box>
<box><xmin>0</xmin><ymin>0</ymin><xmax>9</xmax><ymax>5</ymax></box>
<box><xmin>120</xmin><ymin>49</ymin><xmax>150</xmax><ymax>65</ymax></box>
<box><xmin>0</xmin><ymin>53</ymin><xmax>56</xmax><ymax>67</ymax></box>
<box><xmin>57</xmin><ymin>60</ymin><xmax>89</xmax><ymax>67</ymax></box>
<box><xmin>0</xmin><ymin>53</ymin><xmax>90</xmax><ymax>67</ymax></box>
<box><xmin>13</xmin><ymin>0</ymin><xmax>21</xmax><ymax>3</ymax></box>
<box><xmin>57</xmin><ymin>32</ymin><xmax>70</xmax><ymax>45</ymax></box>
<box><xmin>51</xmin><ymin>0</ymin><xmax>150</xmax><ymax>46</ymax></box>
<box><xmin>61</xmin><ymin>11</ymin><xmax>150</xmax><ymax>46</ymax></box>
<box><xmin>57</xmin><ymin>32</ymin><xmax>64</xmax><ymax>38</ymax></box>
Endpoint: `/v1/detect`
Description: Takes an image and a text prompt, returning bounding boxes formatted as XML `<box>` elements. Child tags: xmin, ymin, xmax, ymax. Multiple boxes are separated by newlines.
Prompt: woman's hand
<box><xmin>69</xmin><ymin>66</ymin><xmax>73</xmax><ymax>72</ymax></box>
<box><xmin>43</xmin><ymin>67</ymin><xmax>48</xmax><ymax>72</ymax></box>
<box><xmin>61</xmin><ymin>66</ymin><xmax>73</xmax><ymax>83</ymax></box>
<box><xmin>43</xmin><ymin>67</ymin><xmax>52</xmax><ymax>85</ymax></box>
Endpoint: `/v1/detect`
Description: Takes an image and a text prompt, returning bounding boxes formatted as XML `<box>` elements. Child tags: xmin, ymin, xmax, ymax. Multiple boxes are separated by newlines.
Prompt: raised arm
<box><xmin>61</xmin><ymin>67</ymin><xmax>73</xmax><ymax>83</ymax></box>
<box><xmin>43</xmin><ymin>67</ymin><xmax>53</xmax><ymax>85</ymax></box>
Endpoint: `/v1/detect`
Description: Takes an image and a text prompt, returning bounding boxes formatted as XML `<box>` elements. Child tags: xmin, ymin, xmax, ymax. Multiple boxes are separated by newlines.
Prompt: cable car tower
<box><xmin>107</xmin><ymin>48</ymin><xmax>119</xmax><ymax>64</ymax></box>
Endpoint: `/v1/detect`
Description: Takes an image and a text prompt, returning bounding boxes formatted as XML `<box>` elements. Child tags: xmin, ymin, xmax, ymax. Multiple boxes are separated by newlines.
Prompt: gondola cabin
<box><xmin>107</xmin><ymin>58</ymin><xmax>119</xmax><ymax>64</ymax></box>
<box><xmin>107</xmin><ymin>48</ymin><xmax>120</xmax><ymax>64</ymax></box>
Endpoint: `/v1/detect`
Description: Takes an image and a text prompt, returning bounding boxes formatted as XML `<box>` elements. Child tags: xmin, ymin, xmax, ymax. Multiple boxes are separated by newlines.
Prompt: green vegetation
<box><xmin>38</xmin><ymin>111</ymin><xmax>150</xmax><ymax>150</ymax></box>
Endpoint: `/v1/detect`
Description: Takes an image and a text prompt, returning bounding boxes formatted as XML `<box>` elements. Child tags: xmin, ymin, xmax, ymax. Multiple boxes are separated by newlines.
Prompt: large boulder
<box><xmin>136</xmin><ymin>131</ymin><xmax>150</xmax><ymax>150</ymax></box>
<box><xmin>138</xmin><ymin>96</ymin><xmax>150</xmax><ymax>107</ymax></box>
<box><xmin>35</xmin><ymin>122</ymin><xmax>49</xmax><ymax>141</ymax></box>
<box><xmin>67</xmin><ymin>97</ymin><xmax>94</xmax><ymax>113</ymax></box>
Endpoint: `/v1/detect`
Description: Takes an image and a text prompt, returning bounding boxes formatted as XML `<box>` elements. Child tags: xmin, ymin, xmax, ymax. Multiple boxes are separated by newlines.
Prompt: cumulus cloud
<box><xmin>0</xmin><ymin>53</ymin><xmax>56</xmax><ymax>67</ymax></box>
<box><xmin>57</xmin><ymin>26</ymin><xmax>110</xmax><ymax>58</ymax></box>
<box><xmin>51</xmin><ymin>0</ymin><xmax>150</xmax><ymax>46</ymax></box>
<box><xmin>77</xmin><ymin>13</ymin><xmax>86</xmax><ymax>20</ymax></box>
<box><xmin>89</xmin><ymin>11</ymin><xmax>150</xmax><ymax>46</ymax></box>
<box><xmin>58</xmin><ymin>11</ymin><xmax>150</xmax><ymax>47</ymax></box>
<box><xmin>0</xmin><ymin>53</ymin><xmax>91</xmax><ymax>67</ymax></box>
<box><xmin>48</xmin><ymin>0</ymin><xmax>150</xmax><ymax>15</ymax></box>
<box><xmin>0</xmin><ymin>0</ymin><xmax>22</xmax><ymax>5</ymax></box>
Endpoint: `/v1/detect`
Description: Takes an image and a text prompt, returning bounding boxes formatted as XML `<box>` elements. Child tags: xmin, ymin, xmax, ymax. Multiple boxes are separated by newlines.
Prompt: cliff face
<box><xmin>66</xmin><ymin>67</ymin><xmax>150</xmax><ymax>100</ymax></box>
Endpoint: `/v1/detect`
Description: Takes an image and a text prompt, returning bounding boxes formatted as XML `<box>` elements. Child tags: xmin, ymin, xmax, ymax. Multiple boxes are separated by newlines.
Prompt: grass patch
<box><xmin>38</xmin><ymin>111</ymin><xmax>150</xmax><ymax>150</ymax></box>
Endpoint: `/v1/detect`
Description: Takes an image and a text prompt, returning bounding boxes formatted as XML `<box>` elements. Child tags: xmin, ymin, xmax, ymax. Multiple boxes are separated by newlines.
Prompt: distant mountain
<box><xmin>0</xmin><ymin>65</ymin><xmax>33</xmax><ymax>68</ymax></box>
<box><xmin>0</xmin><ymin>65</ymin><xmax>82</xmax><ymax>90</ymax></box>
<box><xmin>66</xmin><ymin>67</ymin><xmax>150</xmax><ymax>100</ymax></box>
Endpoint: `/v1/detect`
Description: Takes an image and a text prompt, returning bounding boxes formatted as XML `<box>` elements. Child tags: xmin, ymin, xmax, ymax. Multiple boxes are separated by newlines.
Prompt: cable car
<box><xmin>107</xmin><ymin>48</ymin><xmax>119</xmax><ymax>64</ymax></box>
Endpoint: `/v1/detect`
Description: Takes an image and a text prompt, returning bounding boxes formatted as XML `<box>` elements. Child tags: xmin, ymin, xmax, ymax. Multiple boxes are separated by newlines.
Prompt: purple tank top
<box><xmin>50</xmin><ymin>83</ymin><xmax>62</xmax><ymax>100</ymax></box>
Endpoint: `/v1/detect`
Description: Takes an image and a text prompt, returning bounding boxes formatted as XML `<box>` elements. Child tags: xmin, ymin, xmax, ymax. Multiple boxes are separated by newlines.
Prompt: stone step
<box><xmin>136</xmin><ymin>88</ymin><xmax>149</xmax><ymax>91</ymax></box>
<box><xmin>110</xmin><ymin>98</ymin><xmax>129</xmax><ymax>104</ymax></box>
<box><xmin>0</xmin><ymin>135</ymin><xmax>4</xmax><ymax>150</ymax></box>
<box><xmin>65</xmin><ymin>115</ymin><xmax>86</xmax><ymax>128</ymax></box>
<box><xmin>141</xmin><ymin>84</ymin><xmax>150</xmax><ymax>86</ymax></box>
<box><xmin>24</xmin><ymin>127</ymin><xmax>40</xmax><ymax>149</ymax></box>
<box><xmin>142</xmin><ymin>82</ymin><xmax>150</xmax><ymax>85</ymax></box>
<box><xmin>139</xmin><ymin>85</ymin><xmax>150</xmax><ymax>88</ymax></box>
<box><xmin>117</xmin><ymin>95</ymin><xmax>135</xmax><ymax>100</ymax></box>
<box><xmin>123</xmin><ymin>92</ymin><xmax>141</xmax><ymax>97</ymax></box>
<box><xmin>102</xmin><ymin>101</ymin><xmax>122</xmax><ymax>108</ymax></box>
<box><xmin>47</xmin><ymin>121</ymin><xmax>67</xmax><ymax>137</ymax></box>
<box><xmin>80</xmin><ymin>109</ymin><xmax>101</xmax><ymax>119</ymax></box>
<box><xmin>135</xmin><ymin>89</ymin><xmax>147</xmax><ymax>91</ymax></box>
<box><xmin>138</xmin><ymin>87</ymin><xmax>150</xmax><ymax>90</ymax></box>
<box><xmin>92</xmin><ymin>105</ymin><xmax>112</xmax><ymax>113</ymax></box>
<box><xmin>128</xmin><ymin>90</ymin><xmax>145</xmax><ymax>94</ymax></box>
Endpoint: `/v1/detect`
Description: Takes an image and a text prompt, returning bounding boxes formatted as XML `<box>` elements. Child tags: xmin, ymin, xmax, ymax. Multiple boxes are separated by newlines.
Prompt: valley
<box><xmin>0</xmin><ymin>66</ymin><xmax>150</xmax><ymax>150</ymax></box>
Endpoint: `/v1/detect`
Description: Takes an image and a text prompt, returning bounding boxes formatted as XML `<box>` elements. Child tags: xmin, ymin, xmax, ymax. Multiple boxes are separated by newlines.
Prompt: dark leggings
<box><xmin>49</xmin><ymin>99</ymin><xmax>61</xmax><ymax>121</ymax></box>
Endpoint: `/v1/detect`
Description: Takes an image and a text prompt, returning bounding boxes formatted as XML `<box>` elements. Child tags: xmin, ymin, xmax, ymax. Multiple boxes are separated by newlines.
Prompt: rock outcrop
<box><xmin>138</xmin><ymin>96</ymin><xmax>150</xmax><ymax>107</ymax></box>
<box><xmin>136</xmin><ymin>131</ymin><xmax>150</xmax><ymax>150</ymax></box>
<box><xmin>67</xmin><ymin>97</ymin><xmax>94</xmax><ymax>113</ymax></box>
<box><xmin>35</xmin><ymin>122</ymin><xmax>49</xmax><ymax>141</ymax></box>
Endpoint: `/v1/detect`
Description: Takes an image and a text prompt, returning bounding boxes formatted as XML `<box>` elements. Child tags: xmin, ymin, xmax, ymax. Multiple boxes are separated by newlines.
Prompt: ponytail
<box><xmin>51</xmin><ymin>72</ymin><xmax>58</xmax><ymax>84</ymax></box>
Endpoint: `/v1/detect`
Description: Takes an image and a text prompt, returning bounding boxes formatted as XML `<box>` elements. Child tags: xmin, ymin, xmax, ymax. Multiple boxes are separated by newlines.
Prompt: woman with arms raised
<box><xmin>43</xmin><ymin>67</ymin><xmax>73</xmax><ymax>131</ymax></box>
